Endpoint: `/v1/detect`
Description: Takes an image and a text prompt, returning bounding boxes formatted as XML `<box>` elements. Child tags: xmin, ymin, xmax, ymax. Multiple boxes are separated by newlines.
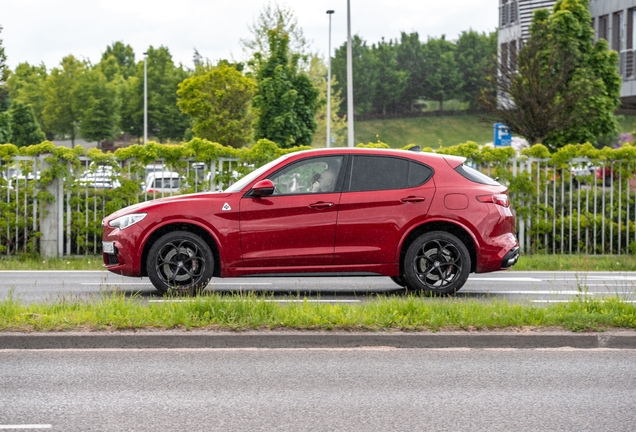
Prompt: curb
<box><xmin>2</xmin><ymin>331</ymin><xmax>636</xmax><ymax>349</ymax></box>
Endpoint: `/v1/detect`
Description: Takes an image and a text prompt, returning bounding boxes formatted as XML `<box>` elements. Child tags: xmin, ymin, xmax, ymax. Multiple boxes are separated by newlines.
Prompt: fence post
<box><xmin>39</xmin><ymin>156</ymin><xmax>61</xmax><ymax>258</ymax></box>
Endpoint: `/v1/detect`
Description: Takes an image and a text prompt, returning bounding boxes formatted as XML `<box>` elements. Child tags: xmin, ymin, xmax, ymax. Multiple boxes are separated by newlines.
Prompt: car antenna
<box><xmin>408</xmin><ymin>145</ymin><xmax>421</xmax><ymax>152</ymax></box>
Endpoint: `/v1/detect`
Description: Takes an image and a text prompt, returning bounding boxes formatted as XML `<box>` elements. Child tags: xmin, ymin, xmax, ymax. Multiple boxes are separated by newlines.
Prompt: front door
<box><xmin>239</xmin><ymin>156</ymin><xmax>345</xmax><ymax>268</ymax></box>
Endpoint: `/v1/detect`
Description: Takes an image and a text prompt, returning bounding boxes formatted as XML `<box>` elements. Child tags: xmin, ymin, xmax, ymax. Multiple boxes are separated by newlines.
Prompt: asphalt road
<box><xmin>1</xmin><ymin>348</ymin><xmax>635</xmax><ymax>431</ymax></box>
<box><xmin>1</xmin><ymin>270</ymin><xmax>635</xmax><ymax>304</ymax></box>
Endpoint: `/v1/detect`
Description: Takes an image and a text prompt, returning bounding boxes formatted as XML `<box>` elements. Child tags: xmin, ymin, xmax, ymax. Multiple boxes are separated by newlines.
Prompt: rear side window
<box><xmin>347</xmin><ymin>156</ymin><xmax>433</xmax><ymax>192</ymax></box>
<box><xmin>455</xmin><ymin>164</ymin><xmax>500</xmax><ymax>185</ymax></box>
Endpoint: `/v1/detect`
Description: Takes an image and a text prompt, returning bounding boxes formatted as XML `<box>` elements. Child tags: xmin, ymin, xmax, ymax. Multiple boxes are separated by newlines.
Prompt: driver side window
<box><xmin>269</xmin><ymin>156</ymin><xmax>343</xmax><ymax>195</ymax></box>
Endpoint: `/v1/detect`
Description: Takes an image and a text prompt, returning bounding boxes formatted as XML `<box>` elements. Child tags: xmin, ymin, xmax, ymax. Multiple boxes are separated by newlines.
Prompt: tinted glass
<box><xmin>269</xmin><ymin>156</ymin><xmax>344</xmax><ymax>195</ymax></box>
<box><xmin>455</xmin><ymin>164</ymin><xmax>500</xmax><ymax>185</ymax></box>
<box><xmin>407</xmin><ymin>161</ymin><xmax>434</xmax><ymax>187</ymax></box>
<box><xmin>348</xmin><ymin>156</ymin><xmax>409</xmax><ymax>192</ymax></box>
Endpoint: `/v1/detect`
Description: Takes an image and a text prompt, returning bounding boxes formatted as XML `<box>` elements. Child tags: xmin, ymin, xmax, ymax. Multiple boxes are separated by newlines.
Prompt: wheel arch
<box><xmin>398</xmin><ymin>221</ymin><xmax>478</xmax><ymax>275</ymax></box>
<box><xmin>140</xmin><ymin>223</ymin><xmax>221</xmax><ymax>278</ymax></box>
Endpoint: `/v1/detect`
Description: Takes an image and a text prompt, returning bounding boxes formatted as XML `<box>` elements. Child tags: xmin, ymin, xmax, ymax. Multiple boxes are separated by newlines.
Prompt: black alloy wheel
<box><xmin>147</xmin><ymin>231</ymin><xmax>214</xmax><ymax>295</ymax></box>
<box><xmin>403</xmin><ymin>231</ymin><xmax>470</xmax><ymax>295</ymax></box>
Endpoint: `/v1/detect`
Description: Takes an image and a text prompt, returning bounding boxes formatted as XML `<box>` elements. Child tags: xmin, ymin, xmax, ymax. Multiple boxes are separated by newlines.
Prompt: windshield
<box><xmin>224</xmin><ymin>154</ymin><xmax>292</xmax><ymax>193</ymax></box>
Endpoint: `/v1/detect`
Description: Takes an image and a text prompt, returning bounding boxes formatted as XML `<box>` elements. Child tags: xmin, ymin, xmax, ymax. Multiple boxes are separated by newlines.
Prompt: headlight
<box><xmin>108</xmin><ymin>213</ymin><xmax>147</xmax><ymax>230</ymax></box>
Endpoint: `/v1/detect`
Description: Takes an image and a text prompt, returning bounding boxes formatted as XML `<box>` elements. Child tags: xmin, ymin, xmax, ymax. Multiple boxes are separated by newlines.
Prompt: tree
<box><xmin>177</xmin><ymin>63</ymin><xmax>256</xmax><ymax>148</ymax></box>
<box><xmin>396</xmin><ymin>32</ymin><xmax>426</xmax><ymax>112</ymax></box>
<box><xmin>371</xmin><ymin>38</ymin><xmax>408</xmax><ymax>114</ymax></box>
<box><xmin>0</xmin><ymin>25</ymin><xmax>9</xmax><ymax>112</ymax></box>
<box><xmin>332</xmin><ymin>35</ymin><xmax>378</xmax><ymax>114</ymax></box>
<box><xmin>7</xmin><ymin>62</ymin><xmax>49</xmax><ymax>133</ymax></box>
<box><xmin>73</xmin><ymin>68</ymin><xmax>121</xmax><ymax>145</ymax></box>
<box><xmin>9</xmin><ymin>100</ymin><xmax>46</xmax><ymax>147</ymax></box>
<box><xmin>253</xmin><ymin>29</ymin><xmax>319</xmax><ymax>147</ymax></box>
<box><xmin>422</xmin><ymin>36</ymin><xmax>462</xmax><ymax>111</ymax></box>
<box><xmin>481</xmin><ymin>0</ymin><xmax>620</xmax><ymax>149</ymax></box>
<box><xmin>306</xmin><ymin>55</ymin><xmax>347</xmax><ymax>147</ymax></box>
<box><xmin>42</xmin><ymin>55</ymin><xmax>86</xmax><ymax>147</ymax></box>
<box><xmin>241</xmin><ymin>1</ymin><xmax>309</xmax><ymax>66</ymax></box>
<box><xmin>121</xmin><ymin>46</ymin><xmax>190</xmax><ymax>142</ymax></box>
<box><xmin>101</xmin><ymin>42</ymin><xmax>136</xmax><ymax>79</ymax></box>
<box><xmin>0</xmin><ymin>111</ymin><xmax>11</xmax><ymax>143</ymax></box>
<box><xmin>455</xmin><ymin>30</ymin><xmax>497</xmax><ymax>109</ymax></box>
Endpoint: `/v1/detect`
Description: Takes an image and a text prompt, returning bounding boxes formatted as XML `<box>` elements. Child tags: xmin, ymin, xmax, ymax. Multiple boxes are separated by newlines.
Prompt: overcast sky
<box><xmin>1</xmin><ymin>0</ymin><xmax>498</xmax><ymax>71</ymax></box>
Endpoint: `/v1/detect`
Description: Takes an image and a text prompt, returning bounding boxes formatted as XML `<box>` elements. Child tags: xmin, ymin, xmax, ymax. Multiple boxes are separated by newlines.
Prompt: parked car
<box><xmin>143</xmin><ymin>171</ymin><xmax>183</xmax><ymax>194</ymax></box>
<box><xmin>102</xmin><ymin>148</ymin><xmax>519</xmax><ymax>295</ymax></box>
<box><xmin>78</xmin><ymin>169</ymin><xmax>121</xmax><ymax>189</ymax></box>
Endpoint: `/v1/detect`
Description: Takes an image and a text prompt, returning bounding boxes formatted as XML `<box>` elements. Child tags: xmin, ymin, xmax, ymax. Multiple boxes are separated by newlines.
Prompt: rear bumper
<box><xmin>500</xmin><ymin>246</ymin><xmax>520</xmax><ymax>269</ymax></box>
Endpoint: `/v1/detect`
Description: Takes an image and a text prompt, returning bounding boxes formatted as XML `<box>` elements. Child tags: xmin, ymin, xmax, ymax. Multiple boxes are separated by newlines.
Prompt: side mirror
<box><xmin>250</xmin><ymin>179</ymin><xmax>275</xmax><ymax>197</ymax></box>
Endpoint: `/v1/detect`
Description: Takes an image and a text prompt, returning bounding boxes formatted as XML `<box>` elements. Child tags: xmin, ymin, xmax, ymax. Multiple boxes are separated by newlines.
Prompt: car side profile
<box><xmin>102</xmin><ymin>148</ymin><xmax>519</xmax><ymax>295</ymax></box>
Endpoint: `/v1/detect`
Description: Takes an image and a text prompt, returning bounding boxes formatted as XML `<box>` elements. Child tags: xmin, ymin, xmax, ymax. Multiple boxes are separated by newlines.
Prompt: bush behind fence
<box><xmin>0</xmin><ymin>139</ymin><xmax>635</xmax><ymax>257</ymax></box>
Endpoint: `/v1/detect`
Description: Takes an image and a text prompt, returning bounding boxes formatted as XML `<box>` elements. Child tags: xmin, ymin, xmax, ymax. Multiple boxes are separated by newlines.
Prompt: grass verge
<box><xmin>1</xmin><ymin>254</ymin><xmax>635</xmax><ymax>271</ymax></box>
<box><xmin>1</xmin><ymin>292</ymin><xmax>635</xmax><ymax>332</ymax></box>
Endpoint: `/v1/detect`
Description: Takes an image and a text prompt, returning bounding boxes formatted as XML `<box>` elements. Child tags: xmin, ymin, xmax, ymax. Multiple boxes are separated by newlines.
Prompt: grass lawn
<box><xmin>1</xmin><ymin>254</ymin><xmax>635</xmax><ymax>272</ymax></box>
<box><xmin>353</xmin><ymin>113</ymin><xmax>636</xmax><ymax>149</ymax></box>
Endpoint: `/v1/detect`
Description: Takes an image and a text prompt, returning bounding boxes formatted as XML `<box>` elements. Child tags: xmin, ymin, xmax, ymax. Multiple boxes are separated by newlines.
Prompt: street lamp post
<box><xmin>143</xmin><ymin>51</ymin><xmax>148</xmax><ymax>145</ymax></box>
<box><xmin>326</xmin><ymin>10</ymin><xmax>334</xmax><ymax>148</ymax></box>
<box><xmin>346</xmin><ymin>0</ymin><xmax>354</xmax><ymax>147</ymax></box>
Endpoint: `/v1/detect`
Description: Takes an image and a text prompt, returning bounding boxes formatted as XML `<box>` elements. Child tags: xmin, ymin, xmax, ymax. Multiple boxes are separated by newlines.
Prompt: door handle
<box><xmin>309</xmin><ymin>201</ymin><xmax>335</xmax><ymax>209</ymax></box>
<box><xmin>400</xmin><ymin>196</ymin><xmax>426</xmax><ymax>203</ymax></box>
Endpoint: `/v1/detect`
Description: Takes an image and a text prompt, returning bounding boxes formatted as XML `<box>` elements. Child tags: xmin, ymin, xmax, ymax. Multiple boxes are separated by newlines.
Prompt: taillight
<box><xmin>477</xmin><ymin>194</ymin><xmax>510</xmax><ymax>208</ymax></box>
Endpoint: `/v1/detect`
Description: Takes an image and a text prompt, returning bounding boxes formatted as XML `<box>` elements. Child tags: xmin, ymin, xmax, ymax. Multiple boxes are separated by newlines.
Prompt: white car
<box><xmin>143</xmin><ymin>171</ymin><xmax>183</xmax><ymax>194</ymax></box>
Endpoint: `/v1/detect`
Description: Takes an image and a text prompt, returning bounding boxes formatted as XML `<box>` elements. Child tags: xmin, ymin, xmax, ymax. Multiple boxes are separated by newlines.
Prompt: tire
<box><xmin>390</xmin><ymin>276</ymin><xmax>407</xmax><ymax>287</ymax></box>
<box><xmin>403</xmin><ymin>231</ymin><xmax>470</xmax><ymax>295</ymax></box>
<box><xmin>147</xmin><ymin>231</ymin><xmax>214</xmax><ymax>295</ymax></box>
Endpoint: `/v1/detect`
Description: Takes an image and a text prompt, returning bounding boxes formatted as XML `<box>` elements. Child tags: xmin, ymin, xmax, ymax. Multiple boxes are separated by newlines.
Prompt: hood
<box><xmin>104</xmin><ymin>191</ymin><xmax>232</xmax><ymax>220</ymax></box>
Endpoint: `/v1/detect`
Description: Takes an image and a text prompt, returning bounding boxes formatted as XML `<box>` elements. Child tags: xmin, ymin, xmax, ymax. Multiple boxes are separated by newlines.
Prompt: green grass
<box><xmin>354</xmin><ymin>112</ymin><xmax>636</xmax><ymax>149</ymax></box>
<box><xmin>1</xmin><ymin>254</ymin><xmax>635</xmax><ymax>271</ymax></box>
<box><xmin>355</xmin><ymin>114</ymin><xmax>494</xmax><ymax>148</ymax></box>
<box><xmin>512</xmin><ymin>254</ymin><xmax>636</xmax><ymax>271</ymax></box>
<box><xmin>0</xmin><ymin>291</ymin><xmax>634</xmax><ymax>332</ymax></box>
<box><xmin>0</xmin><ymin>256</ymin><xmax>102</xmax><ymax>271</ymax></box>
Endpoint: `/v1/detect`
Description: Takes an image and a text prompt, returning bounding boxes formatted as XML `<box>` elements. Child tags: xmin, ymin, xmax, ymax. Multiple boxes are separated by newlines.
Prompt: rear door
<box><xmin>334</xmin><ymin>155</ymin><xmax>435</xmax><ymax>265</ymax></box>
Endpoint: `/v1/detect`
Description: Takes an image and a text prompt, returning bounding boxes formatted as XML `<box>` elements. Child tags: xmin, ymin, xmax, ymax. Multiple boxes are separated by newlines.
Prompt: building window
<box><xmin>628</xmin><ymin>9</ymin><xmax>636</xmax><ymax>78</ymax></box>
<box><xmin>598</xmin><ymin>15</ymin><xmax>609</xmax><ymax>41</ymax></box>
<box><xmin>501</xmin><ymin>42</ymin><xmax>508</xmax><ymax>74</ymax></box>
<box><xmin>500</xmin><ymin>1</ymin><xmax>508</xmax><ymax>27</ymax></box>
<box><xmin>509</xmin><ymin>40</ymin><xmax>517</xmax><ymax>72</ymax></box>
<box><xmin>613</xmin><ymin>11</ymin><xmax>623</xmax><ymax>52</ymax></box>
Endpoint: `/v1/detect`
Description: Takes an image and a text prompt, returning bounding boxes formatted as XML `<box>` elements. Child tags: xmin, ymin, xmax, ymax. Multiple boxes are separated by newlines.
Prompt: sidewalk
<box><xmin>2</xmin><ymin>330</ymin><xmax>636</xmax><ymax>349</ymax></box>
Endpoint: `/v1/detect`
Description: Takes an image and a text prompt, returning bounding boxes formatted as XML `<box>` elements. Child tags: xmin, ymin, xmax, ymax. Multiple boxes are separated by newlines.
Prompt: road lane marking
<box><xmin>532</xmin><ymin>300</ymin><xmax>636</xmax><ymax>303</ymax></box>
<box><xmin>81</xmin><ymin>282</ymin><xmax>273</xmax><ymax>286</ymax></box>
<box><xmin>0</xmin><ymin>426</ymin><xmax>52</xmax><ymax>430</ymax></box>
<box><xmin>463</xmin><ymin>290</ymin><xmax>635</xmax><ymax>295</ymax></box>
<box><xmin>469</xmin><ymin>277</ymin><xmax>543</xmax><ymax>281</ymax></box>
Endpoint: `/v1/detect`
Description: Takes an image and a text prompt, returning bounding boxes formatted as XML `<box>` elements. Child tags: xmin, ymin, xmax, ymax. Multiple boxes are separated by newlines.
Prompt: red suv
<box><xmin>102</xmin><ymin>148</ymin><xmax>519</xmax><ymax>295</ymax></box>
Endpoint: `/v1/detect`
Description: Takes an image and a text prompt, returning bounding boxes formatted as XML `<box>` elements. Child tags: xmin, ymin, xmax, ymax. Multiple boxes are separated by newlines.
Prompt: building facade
<box><xmin>498</xmin><ymin>0</ymin><xmax>636</xmax><ymax>107</ymax></box>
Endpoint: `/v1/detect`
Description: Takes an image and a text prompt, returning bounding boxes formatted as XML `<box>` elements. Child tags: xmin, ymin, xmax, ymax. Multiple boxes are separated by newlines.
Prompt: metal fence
<box><xmin>0</xmin><ymin>156</ymin><xmax>240</xmax><ymax>257</ymax></box>
<box><xmin>1</xmin><ymin>154</ymin><xmax>634</xmax><ymax>257</ymax></box>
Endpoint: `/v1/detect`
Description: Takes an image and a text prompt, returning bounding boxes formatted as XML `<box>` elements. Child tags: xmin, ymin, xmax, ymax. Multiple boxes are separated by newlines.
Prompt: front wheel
<box><xmin>403</xmin><ymin>231</ymin><xmax>470</xmax><ymax>295</ymax></box>
<box><xmin>146</xmin><ymin>231</ymin><xmax>214</xmax><ymax>295</ymax></box>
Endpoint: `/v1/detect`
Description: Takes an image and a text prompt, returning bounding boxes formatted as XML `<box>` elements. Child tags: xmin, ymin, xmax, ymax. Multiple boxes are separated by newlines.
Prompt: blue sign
<box><xmin>494</xmin><ymin>123</ymin><xmax>512</xmax><ymax>147</ymax></box>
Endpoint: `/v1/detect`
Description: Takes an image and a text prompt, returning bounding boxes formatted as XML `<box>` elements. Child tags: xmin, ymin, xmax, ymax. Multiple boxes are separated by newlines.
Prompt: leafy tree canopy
<box><xmin>9</xmin><ymin>100</ymin><xmax>46</xmax><ymax>147</ymax></box>
<box><xmin>253</xmin><ymin>29</ymin><xmax>319</xmax><ymax>148</ymax></box>
<box><xmin>177</xmin><ymin>62</ymin><xmax>256</xmax><ymax>148</ymax></box>
<box><xmin>481</xmin><ymin>0</ymin><xmax>620</xmax><ymax>149</ymax></box>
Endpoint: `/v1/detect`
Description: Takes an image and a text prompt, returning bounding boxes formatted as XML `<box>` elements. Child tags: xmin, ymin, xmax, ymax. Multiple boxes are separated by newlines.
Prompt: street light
<box><xmin>143</xmin><ymin>51</ymin><xmax>148</xmax><ymax>145</ymax></box>
<box><xmin>326</xmin><ymin>10</ymin><xmax>334</xmax><ymax>148</ymax></box>
<box><xmin>346</xmin><ymin>0</ymin><xmax>354</xmax><ymax>147</ymax></box>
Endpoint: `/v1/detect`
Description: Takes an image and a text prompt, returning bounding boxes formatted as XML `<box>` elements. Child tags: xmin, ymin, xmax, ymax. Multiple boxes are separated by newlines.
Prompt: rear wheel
<box><xmin>403</xmin><ymin>231</ymin><xmax>470</xmax><ymax>295</ymax></box>
<box><xmin>147</xmin><ymin>231</ymin><xmax>214</xmax><ymax>295</ymax></box>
